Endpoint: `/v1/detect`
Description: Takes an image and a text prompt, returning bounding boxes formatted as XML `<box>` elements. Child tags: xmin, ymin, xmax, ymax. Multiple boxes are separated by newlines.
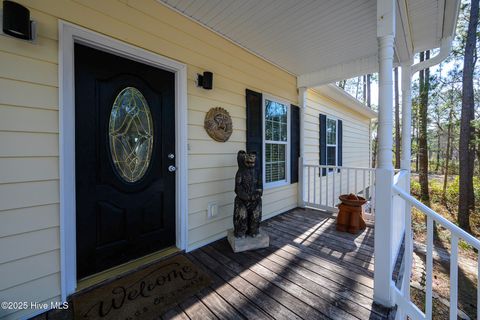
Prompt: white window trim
<box><xmin>262</xmin><ymin>93</ymin><xmax>291</xmax><ymax>189</ymax></box>
<box><xmin>326</xmin><ymin>116</ymin><xmax>339</xmax><ymax>171</ymax></box>
<box><xmin>59</xmin><ymin>21</ymin><xmax>188</xmax><ymax>302</ymax></box>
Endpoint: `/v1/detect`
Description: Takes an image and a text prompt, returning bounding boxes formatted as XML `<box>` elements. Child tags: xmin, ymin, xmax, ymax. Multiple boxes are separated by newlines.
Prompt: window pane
<box><xmin>265</xmin><ymin>142</ymin><xmax>286</xmax><ymax>183</ymax></box>
<box><xmin>266</xmin><ymin>120</ymin><xmax>273</xmax><ymax>140</ymax></box>
<box><xmin>327</xmin><ymin>118</ymin><xmax>337</xmax><ymax>145</ymax></box>
<box><xmin>265</xmin><ymin>100</ymin><xmax>274</xmax><ymax>121</ymax></box>
<box><xmin>273</xmin><ymin>121</ymin><xmax>280</xmax><ymax>141</ymax></box>
<box><xmin>271</xmin><ymin>163</ymin><xmax>279</xmax><ymax>181</ymax></box>
<box><xmin>278</xmin><ymin>161</ymin><xmax>285</xmax><ymax>180</ymax></box>
<box><xmin>271</xmin><ymin>144</ymin><xmax>278</xmax><ymax>161</ymax></box>
<box><xmin>278</xmin><ymin>144</ymin><xmax>285</xmax><ymax>160</ymax></box>
<box><xmin>265</xmin><ymin>99</ymin><xmax>287</xmax><ymax>142</ymax></box>
<box><xmin>280</xmin><ymin>109</ymin><xmax>287</xmax><ymax>123</ymax></box>
<box><xmin>280</xmin><ymin>123</ymin><xmax>287</xmax><ymax>141</ymax></box>
<box><xmin>327</xmin><ymin>146</ymin><xmax>336</xmax><ymax>166</ymax></box>
<box><xmin>265</xmin><ymin>143</ymin><xmax>272</xmax><ymax>162</ymax></box>
<box><xmin>266</xmin><ymin>163</ymin><xmax>272</xmax><ymax>183</ymax></box>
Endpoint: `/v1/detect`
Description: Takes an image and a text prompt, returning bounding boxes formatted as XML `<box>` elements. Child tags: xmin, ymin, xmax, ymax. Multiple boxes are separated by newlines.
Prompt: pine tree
<box><xmin>458</xmin><ymin>0</ymin><xmax>479</xmax><ymax>232</ymax></box>
<box><xmin>419</xmin><ymin>51</ymin><xmax>431</xmax><ymax>206</ymax></box>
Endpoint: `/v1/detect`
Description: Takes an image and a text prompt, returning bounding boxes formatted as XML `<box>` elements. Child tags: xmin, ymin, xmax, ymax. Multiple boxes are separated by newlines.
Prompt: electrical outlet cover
<box><xmin>207</xmin><ymin>201</ymin><xmax>218</xmax><ymax>219</ymax></box>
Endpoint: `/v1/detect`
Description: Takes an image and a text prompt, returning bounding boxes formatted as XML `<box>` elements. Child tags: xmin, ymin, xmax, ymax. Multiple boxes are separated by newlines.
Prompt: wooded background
<box><xmin>338</xmin><ymin>0</ymin><xmax>479</xmax><ymax>235</ymax></box>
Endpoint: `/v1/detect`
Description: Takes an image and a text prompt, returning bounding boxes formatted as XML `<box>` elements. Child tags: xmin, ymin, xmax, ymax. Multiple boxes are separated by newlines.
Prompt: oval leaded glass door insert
<box><xmin>109</xmin><ymin>87</ymin><xmax>154</xmax><ymax>183</ymax></box>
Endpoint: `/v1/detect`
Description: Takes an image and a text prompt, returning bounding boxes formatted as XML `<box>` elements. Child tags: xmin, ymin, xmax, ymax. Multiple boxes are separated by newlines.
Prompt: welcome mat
<box><xmin>71</xmin><ymin>255</ymin><xmax>211</xmax><ymax>320</ymax></box>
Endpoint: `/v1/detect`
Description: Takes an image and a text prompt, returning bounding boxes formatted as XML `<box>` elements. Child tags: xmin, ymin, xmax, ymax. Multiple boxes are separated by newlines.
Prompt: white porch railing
<box><xmin>392</xmin><ymin>169</ymin><xmax>480</xmax><ymax>320</ymax></box>
<box><xmin>303</xmin><ymin>164</ymin><xmax>376</xmax><ymax>221</ymax></box>
<box><xmin>391</xmin><ymin>170</ymin><xmax>408</xmax><ymax>267</ymax></box>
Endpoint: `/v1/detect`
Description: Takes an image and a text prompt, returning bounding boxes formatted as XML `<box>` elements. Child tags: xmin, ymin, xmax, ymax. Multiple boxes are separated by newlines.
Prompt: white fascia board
<box><xmin>395</xmin><ymin>0</ymin><xmax>414</xmax><ymax>63</ymax></box>
<box><xmin>313</xmin><ymin>84</ymin><xmax>378</xmax><ymax>119</ymax></box>
<box><xmin>297</xmin><ymin>55</ymin><xmax>379</xmax><ymax>88</ymax></box>
<box><xmin>443</xmin><ymin>0</ymin><xmax>461</xmax><ymax>39</ymax></box>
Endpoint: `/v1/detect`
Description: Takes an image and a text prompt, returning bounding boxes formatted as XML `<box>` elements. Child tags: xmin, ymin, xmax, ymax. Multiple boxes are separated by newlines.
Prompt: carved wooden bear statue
<box><xmin>233</xmin><ymin>150</ymin><xmax>263</xmax><ymax>238</ymax></box>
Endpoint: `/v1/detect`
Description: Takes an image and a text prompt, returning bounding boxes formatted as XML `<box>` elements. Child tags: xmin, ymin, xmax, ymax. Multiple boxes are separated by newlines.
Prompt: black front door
<box><xmin>74</xmin><ymin>44</ymin><xmax>176</xmax><ymax>279</ymax></box>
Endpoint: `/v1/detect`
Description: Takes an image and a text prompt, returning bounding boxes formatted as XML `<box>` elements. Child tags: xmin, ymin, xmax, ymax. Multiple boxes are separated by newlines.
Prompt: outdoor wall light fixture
<box><xmin>2</xmin><ymin>0</ymin><xmax>36</xmax><ymax>41</ymax></box>
<box><xmin>197</xmin><ymin>71</ymin><xmax>213</xmax><ymax>90</ymax></box>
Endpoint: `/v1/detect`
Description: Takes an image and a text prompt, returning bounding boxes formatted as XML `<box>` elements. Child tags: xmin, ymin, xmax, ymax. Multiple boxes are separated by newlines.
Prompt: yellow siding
<box><xmin>0</xmin><ymin>158</ymin><xmax>58</xmax><ymax>183</ymax></box>
<box><xmin>0</xmin><ymin>205</ymin><xmax>59</xmax><ymax>238</ymax></box>
<box><xmin>0</xmin><ymin>250</ymin><xmax>60</xmax><ymax>292</ymax></box>
<box><xmin>0</xmin><ymin>1</ymin><xmax>298</xmax><ymax>318</ymax></box>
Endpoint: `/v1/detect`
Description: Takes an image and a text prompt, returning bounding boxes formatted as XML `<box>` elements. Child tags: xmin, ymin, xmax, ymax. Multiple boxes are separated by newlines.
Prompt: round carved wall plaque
<box><xmin>204</xmin><ymin>107</ymin><xmax>233</xmax><ymax>142</ymax></box>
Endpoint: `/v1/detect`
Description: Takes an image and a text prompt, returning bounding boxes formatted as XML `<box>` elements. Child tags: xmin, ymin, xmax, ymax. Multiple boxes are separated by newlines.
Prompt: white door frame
<box><xmin>58</xmin><ymin>21</ymin><xmax>188</xmax><ymax>301</ymax></box>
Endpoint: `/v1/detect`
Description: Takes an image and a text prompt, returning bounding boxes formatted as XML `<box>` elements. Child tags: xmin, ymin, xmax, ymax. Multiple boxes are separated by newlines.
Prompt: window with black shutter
<box><xmin>246</xmin><ymin>90</ymin><xmax>300</xmax><ymax>188</ymax></box>
<box><xmin>319</xmin><ymin>113</ymin><xmax>342</xmax><ymax>175</ymax></box>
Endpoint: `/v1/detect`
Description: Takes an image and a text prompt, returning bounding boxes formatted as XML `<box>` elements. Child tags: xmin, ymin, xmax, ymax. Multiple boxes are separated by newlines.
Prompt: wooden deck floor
<box><xmin>161</xmin><ymin>208</ymin><xmax>393</xmax><ymax>320</ymax></box>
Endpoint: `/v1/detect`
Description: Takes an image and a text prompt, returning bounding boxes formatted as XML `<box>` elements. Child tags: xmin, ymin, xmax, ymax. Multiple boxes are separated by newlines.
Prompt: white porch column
<box><xmin>374</xmin><ymin>0</ymin><xmax>395</xmax><ymax>307</ymax></box>
<box><xmin>298</xmin><ymin>87</ymin><xmax>307</xmax><ymax>207</ymax></box>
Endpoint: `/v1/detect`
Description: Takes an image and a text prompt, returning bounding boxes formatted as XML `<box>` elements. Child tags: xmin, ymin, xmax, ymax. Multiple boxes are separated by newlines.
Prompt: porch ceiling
<box><xmin>158</xmin><ymin>0</ymin><xmax>460</xmax><ymax>87</ymax></box>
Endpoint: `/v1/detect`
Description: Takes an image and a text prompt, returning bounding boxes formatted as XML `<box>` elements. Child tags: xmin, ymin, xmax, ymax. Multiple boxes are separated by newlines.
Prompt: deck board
<box><xmin>161</xmin><ymin>306</ymin><xmax>190</xmax><ymax>320</ymax></box>
<box><xmin>266</xmin><ymin>226</ymin><xmax>374</xmax><ymax>277</ymax></box>
<box><xmin>249</xmin><ymin>246</ymin><xmax>377</xmax><ymax>311</ymax></box>
<box><xmin>188</xmin><ymin>253</ymin><xmax>274</xmax><ymax>320</ymax></box>
<box><xmin>266</xmin><ymin>218</ymin><xmax>375</xmax><ymax>264</ymax></box>
<box><xmin>161</xmin><ymin>208</ymin><xmax>392</xmax><ymax>319</ymax></box>
<box><xmin>179</xmin><ymin>295</ymin><xmax>217</xmax><ymax>320</ymax></box>
<box><xmin>219</xmin><ymin>243</ymin><xmax>381</xmax><ymax>320</ymax></box>
<box><xmin>192</xmin><ymin>248</ymin><xmax>301</xmax><ymax>320</ymax></box>
<box><xmin>279</xmin><ymin>210</ymin><xmax>375</xmax><ymax>247</ymax></box>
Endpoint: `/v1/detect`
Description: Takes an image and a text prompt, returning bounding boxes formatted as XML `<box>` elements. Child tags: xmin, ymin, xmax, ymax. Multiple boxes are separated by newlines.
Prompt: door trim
<box><xmin>58</xmin><ymin>21</ymin><xmax>188</xmax><ymax>301</ymax></box>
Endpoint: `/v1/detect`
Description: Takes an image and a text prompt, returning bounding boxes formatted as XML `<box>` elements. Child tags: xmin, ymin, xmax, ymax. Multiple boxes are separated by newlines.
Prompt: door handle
<box><xmin>168</xmin><ymin>165</ymin><xmax>176</xmax><ymax>172</ymax></box>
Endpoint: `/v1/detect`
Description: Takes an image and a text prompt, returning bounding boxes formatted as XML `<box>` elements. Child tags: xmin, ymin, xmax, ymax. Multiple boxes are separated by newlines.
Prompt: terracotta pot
<box><xmin>338</xmin><ymin>194</ymin><xmax>367</xmax><ymax>207</ymax></box>
<box><xmin>336</xmin><ymin>203</ymin><xmax>350</xmax><ymax>232</ymax></box>
<box><xmin>336</xmin><ymin>194</ymin><xmax>367</xmax><ymax>234</ymax></box>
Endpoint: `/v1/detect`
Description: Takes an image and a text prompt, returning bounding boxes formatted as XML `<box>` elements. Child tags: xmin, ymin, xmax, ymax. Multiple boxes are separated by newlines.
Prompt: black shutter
<box><xmin>290</xmin><ymin>105</ymin><xmax>300</xmax><ymax>183</ymax></box>
<box><xmin>246</xmin><ymin>89</ymin><xmax>263</xmax><ymax>188</ymax></box>
<box><xmin>319</xmin><ymin>114</ymin><xmax>327</xmax><ymax>176</ymax></box>
<box><xmin>337</xmin><ymin>120</ymin><xmax>343</xmax><ymax>168</ymax></box>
